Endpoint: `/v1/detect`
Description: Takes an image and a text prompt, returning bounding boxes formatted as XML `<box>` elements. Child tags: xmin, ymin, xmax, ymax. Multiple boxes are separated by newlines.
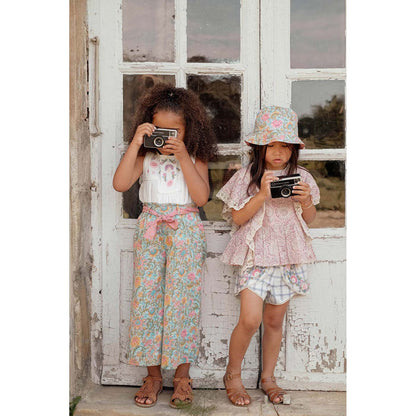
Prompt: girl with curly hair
<box><xmin>113</xmin><ymin>83</ymin><xmax>217</xmax><ymax>408</ymax></box>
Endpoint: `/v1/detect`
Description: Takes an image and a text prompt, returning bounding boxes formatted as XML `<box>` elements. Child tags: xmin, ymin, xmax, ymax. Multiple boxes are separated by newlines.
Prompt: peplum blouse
<box><xmin>139</xmin><ymin>152</ymin><xmax>193</xmax><ymax>205</ymax></box>
<box><xmin>216</xmin><ymin>164</ymin><xmax>320</xmax><ymax>270</ymax></box>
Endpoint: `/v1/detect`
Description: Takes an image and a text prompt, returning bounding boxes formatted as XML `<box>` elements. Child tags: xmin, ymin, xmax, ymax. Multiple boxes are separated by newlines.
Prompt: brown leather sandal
<box><xmin>223</xmin><ymin>371</ymin><xmax>251</xmax><ymax>407</ymax></box>
<box><xmin>169</xmin><ymin>377</ymin><xmax>193</xmax><ymax>409</ymax></box>
<box><xmin>134</xmin><ymin>375</ymin><xmax>163</xmax><ymax>408</ymax></box>
<box><xmin>261</xmin><ymin>376</ymin><xmax>286</xmax><ymax>404</ymax></box>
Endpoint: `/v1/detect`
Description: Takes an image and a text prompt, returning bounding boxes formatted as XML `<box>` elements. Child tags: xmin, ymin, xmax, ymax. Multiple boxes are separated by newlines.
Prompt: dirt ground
<box><xmin>309</xmin><ymin>210</ymin><xmax>345</xmax><ymax>228</ymax></box>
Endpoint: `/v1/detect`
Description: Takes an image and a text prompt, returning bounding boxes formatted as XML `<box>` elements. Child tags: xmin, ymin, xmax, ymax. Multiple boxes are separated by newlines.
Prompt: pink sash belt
<box><xmin>142</xmin><ymin>205</ymin><xmax>199</xmax><ymax>240</ymax></box>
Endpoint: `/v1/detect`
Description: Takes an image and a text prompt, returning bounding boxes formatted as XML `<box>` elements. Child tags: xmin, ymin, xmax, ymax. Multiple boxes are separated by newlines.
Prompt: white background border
<box><xmin>2</xmin><ymin>1</ymin><xmax>416</xmax><ymax>415</ymax></box>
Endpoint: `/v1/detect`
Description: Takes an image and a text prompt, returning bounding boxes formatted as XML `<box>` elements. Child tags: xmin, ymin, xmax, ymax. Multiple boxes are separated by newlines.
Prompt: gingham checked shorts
<box><xmin>236</xmin><ymin>264</ymin><xmax>308</xmax><ymax>305</ymax></box>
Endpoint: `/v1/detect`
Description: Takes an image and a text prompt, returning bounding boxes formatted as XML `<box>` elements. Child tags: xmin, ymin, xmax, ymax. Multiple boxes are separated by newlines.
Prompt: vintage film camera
<box><xmin>270</xmin><ymin>174</ymin><xmax>301</xmax><ymax>198</ymax></box>
<box><xmin>143</xmin><ymin>128</ymin><xmax>178</xmax><ymax>149</ymax></box>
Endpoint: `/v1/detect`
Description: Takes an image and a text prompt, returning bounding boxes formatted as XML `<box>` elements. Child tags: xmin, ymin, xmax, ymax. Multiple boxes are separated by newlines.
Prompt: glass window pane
<box><xmin>300</xmin><ymin>160</ymin><xmax>345</xmax><ymax>229</ymax></box>
<box><xmin>122</xmin><ymin>180</ymin><xmax>142</xmax><ymax>219</ymax></box>
<box><xmin>122</xmin><ymin>74</ymin><xmax>175</xmax><ymax>219</ymax></box>
<box><xmin>187</xmin><ymin>75</ymin><xmax>241</xmax><ymax>143</ymax></box>
<box><xmin>292</xmin><ymin>81</ymin><xmax>345</xmax><ymax>149</ymax></box>
<box><xmin>291</xmin><ymin>0</ymin><xmax>345</xmax><ymax>68</ymax></box>
<box><xmin>122</xmin><ymin>158</ymin><xmax>345</xmax><ymax>227</ymax></box>
<box><xmin>201</xmin><ymin>156</ymin><xmax>242</xmax><ymax>221</ymax></box>
<box><xmin>123</xmin><ymin>74</ymin><xmax>175</xmax><ymax>143</ymax></box>
<box><xmin>123</xmin><ymin>0</ymin><xmax>175</xmax><ymax>62</ymax></box>
<box><xmin>187</xmin><ymin>0</ymin><xmax>240</xmax><ymax>63</ymax></box>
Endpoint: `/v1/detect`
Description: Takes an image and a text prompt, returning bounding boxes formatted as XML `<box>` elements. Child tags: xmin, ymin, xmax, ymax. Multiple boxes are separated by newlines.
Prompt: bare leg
<box><xmin>171</xmin><ymin>363</ymin><xmax>193</xmax><ymax>408</ymax></box>
<box><xmin>174</xmin><ymin>362</ymin><xmax>190</xmax><ymax>378</ymax></box>
<box><xmin>261</xmin><ymin>301</ymin><xmax>289</xmax><ymax>403</ymax></box>
<box><xmin>225</xmin><ymin>289</ymin><xmax>264</xmax><ymax>405</ymax></box>
<box><xmin>135</xmin><ymin>365</ymin><xmax>162</xmax><ymax>405</ymax></box>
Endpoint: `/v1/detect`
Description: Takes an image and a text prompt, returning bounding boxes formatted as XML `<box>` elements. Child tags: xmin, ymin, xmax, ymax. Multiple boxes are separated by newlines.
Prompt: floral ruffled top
<box><xmin>139</xmin><ymin>152</ymin><xmax>193</xmax><ymax>205</ymax></box>
<box><xmin>216</xmin><ymin>164</ymin><xmax>320</xmax><ymax>270</ymax></box>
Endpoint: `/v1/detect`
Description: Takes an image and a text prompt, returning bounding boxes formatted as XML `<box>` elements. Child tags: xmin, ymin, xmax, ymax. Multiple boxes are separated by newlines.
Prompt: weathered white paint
<box><xmin>260</xmin><ymin>0</ymin><xmax>291</xmax><ymax>107</ymax></box>
<box><xmin>89</xmin><ymin>0</ymin><xmax>346</xmax><ymax>391</ymax></box>
<box><xmin>260</xmin><ymin>0</ymin><xmax>346</xmax><ymax>390</ymax></box>
<box><xmin>88</xmin><ymin>0</ymin><xmax>104</xmax><ymax>385</ymax></box>
<box><xmin>287</xmin><ymin>68</ymin><xmax>346</xmax><ymax>81</ymax></box>
<box><xmin>99</xmin><ymin>223</ymin><xmax>345</xmax><ymax>390</ymax></box>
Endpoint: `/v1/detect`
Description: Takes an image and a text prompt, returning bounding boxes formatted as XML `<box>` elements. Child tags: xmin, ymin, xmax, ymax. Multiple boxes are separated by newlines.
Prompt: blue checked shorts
<box><xmin>236</xmin><ymin>264</ymin><xmax>309</xmax><ymax>305</ymax></box>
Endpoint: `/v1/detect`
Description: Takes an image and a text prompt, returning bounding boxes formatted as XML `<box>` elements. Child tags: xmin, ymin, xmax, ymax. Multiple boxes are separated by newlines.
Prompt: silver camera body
<box><xmin>143</xmin><ymin>128</ymin><xmax>178</xmax><ymax>149</ymax></box>
<box><xmin>270</xmin><ymin>174</ymin><xmax>301</xmax><ymax>198</ymax></box>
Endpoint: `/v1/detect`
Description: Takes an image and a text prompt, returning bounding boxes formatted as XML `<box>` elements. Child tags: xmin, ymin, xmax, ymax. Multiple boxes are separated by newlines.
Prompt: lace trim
<box><xmin>217</xmin><ymin>188</ymin><xmax>255</xmax><ymax>234</ymax></box>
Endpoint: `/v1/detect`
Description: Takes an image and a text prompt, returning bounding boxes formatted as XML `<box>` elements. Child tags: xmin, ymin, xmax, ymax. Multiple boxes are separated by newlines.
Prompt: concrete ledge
<box><xmin>74</xmin><ymin>384</ymin><xmax>346</xmax><ymax>416</ymax></box>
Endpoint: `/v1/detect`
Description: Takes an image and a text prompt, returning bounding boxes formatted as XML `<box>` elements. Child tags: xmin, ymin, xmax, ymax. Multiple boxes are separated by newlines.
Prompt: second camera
<box><xmin>270</xmin><ymin>174</ymin><xmax>301</xmax><ymax>198</ymax></box>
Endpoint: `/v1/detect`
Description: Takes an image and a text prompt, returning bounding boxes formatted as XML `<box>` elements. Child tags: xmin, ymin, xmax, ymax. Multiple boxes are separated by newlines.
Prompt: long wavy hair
<box><xmin>247</xmin><ymin>142</ymin><xmax>301</xmax><ymax>196</ymax></box>
<box><xmin>128</xmin><ymin>83</ymin><xmax>217</xmax><ymax>162</ymax></box>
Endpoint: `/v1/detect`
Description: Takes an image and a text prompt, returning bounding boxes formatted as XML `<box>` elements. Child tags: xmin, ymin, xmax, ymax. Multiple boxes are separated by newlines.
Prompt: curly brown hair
<box><xmin>128</xmin><ymin>83</ymin><xmax>217</xmax><ymax>162</ymax></box>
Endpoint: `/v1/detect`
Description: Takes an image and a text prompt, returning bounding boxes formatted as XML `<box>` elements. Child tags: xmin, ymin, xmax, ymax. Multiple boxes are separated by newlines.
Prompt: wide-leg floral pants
<box><xmin>128</xmin><ymin>203</ymin><xmax>206</xmax><ymax>370</ymax></box>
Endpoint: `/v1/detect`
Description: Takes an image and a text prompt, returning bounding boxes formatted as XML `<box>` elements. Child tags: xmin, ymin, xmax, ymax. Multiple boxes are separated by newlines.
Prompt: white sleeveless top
<box><xmin>139</xmin><ymin>152</ymin><xmax>193</xmax><ymax>204</ymax></box>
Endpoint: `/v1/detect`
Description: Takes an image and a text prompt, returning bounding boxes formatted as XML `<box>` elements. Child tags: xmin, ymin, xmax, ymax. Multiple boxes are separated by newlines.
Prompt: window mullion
<box><xmin>261</xmin><ymin>0</ymin><xmax>290</xmax><ymax>107</ymax></box>
<box><xmin>299</xmin><ymin>149</ymin><xmax>346</xmax><ymax>161</ymax></box>
<box><xmin>241</xmin><ymin>0</ymin><xmax>260</xmax><ymax>165</ymax></box>
<box><xmin>175</xmin><ymin>0</ymin><xmax>187</xmax><ymax>87</ymax></box>
<box><xmin>287</xmin><ymin>69</ymin><xmax>346</xmax><ymax>81</ymax></box>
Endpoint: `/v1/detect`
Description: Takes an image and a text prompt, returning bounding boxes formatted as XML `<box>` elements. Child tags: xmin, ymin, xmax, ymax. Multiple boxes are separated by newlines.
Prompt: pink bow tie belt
<box><xmin>142</xmin><ymin>205</ymin><xmax>199</xmax><ymax>240</ymax></box>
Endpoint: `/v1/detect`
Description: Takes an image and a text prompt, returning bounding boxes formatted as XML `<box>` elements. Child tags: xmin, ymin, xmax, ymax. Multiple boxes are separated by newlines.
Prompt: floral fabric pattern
<box><xmin>245</xmin><ymin>106</ymin><xmax>305</xmax><ymax>148</ymax></box>
<box><xmin>216</xmin><ymin>164</ymin><xmax>320</xmax><ymax>269</ymax></box>
<box><xmin>128</xmin><ymin>203</ymin><xmax>206</xmax><ymax>370</ymax></box>
<box><xmin>139</xmin><ymin>153</ymin><xmax>193</xmax><ymax>204</ymax></box>
<box><xmin>148</xmin><ymin>153</ymin><xmax>181</xmax><ymax>191</ymax></box>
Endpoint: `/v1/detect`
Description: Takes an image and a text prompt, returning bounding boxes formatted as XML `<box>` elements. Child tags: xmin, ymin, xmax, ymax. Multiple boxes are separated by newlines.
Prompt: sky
<box><xmin>292</xmin><ymin>80</ymin><xmax>345</xmax><ymax>118</ymax></box>
<box><xmin>123</xmin><ymin>0</ymin><xmax>345</xmax><ymax>66</ymax></box>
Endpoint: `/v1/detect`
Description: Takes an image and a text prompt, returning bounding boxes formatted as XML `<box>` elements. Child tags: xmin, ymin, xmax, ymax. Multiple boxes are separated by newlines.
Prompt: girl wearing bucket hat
<box><xmin>217</xmin><ymin>106</ymin><xmax>320</xmax><ymax>406</ymax></box>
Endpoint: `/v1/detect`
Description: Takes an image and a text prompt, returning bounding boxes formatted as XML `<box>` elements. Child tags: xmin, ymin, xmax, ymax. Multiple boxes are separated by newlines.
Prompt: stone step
<box><xmin>74</xmin><ymin>384</ymin><xmax>346</xmax><ymax>416</ymax></box>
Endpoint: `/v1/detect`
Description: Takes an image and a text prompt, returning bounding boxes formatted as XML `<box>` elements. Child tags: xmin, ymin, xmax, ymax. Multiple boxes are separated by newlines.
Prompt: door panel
<box><xmin>90</xmin><ymin>0</ymin><xmax>346</xmax><ymax>390</ymax></box>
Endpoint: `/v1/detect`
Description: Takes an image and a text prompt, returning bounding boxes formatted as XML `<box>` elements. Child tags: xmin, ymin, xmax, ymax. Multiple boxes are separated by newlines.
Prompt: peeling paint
<box><xmin>320</xmin><ymin>349</ymin><xmax>337</xmax><ymax>370</ymax></box>
<box><xmin>212</xmin><ymin>356</ymin><xmax>227</xmax><ymax>367</ymax></box>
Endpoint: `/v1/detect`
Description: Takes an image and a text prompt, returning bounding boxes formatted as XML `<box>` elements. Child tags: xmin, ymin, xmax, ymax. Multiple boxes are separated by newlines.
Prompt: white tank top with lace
<box><xmin>139</xmin><ymin>152</ymin><xmax>193</xmax><ymax>204</ymax></box>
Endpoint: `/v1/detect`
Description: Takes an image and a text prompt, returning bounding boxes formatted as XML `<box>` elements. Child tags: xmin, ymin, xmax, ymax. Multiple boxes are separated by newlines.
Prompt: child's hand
<box><xmin>131</xmin><ymin>123</ymin><xmax>155</xmax><ymax>149</ymax></box>
<box><xmin>162</xmin><ymin>137</ymin><xmax>189</xmax><ymax>161</ymax></box>
<box><xmin>259</xmin><ymin>170</ymin><xmax>276</xmax><ymax>199</ymax></box>
<box><xmin>292</xmin><ymin>181</ymin><xmax>312</xmax><ymax>204</ymax></box>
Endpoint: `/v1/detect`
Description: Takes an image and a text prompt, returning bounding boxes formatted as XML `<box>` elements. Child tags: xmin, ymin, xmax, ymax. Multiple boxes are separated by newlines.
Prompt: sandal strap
<box><xmin>135</xmin><ymin>375</ymin><xmax>163</xmax><ymax>401</ymax></box>
<box><xmin>143</xmin><ymin>375</ymin><xmax>163</xmax><ymax>383</ymax></box>
<box><xmin>267</xmin><ymin>388</ymin><xmax>285</xmax><ymax>402</ymax></box>
<box><xmin>171</xmin><ymin>377</ymin><xmax>193</xmax><ymax>403</ymax></box>
<box><xmin>261</xmin><ymin>376</ymin><xmax>276</xmax><ymax>384</ymax></box>
<box><xmin>223</xmin><ymin>372</ymin><xmax>251</xmax><ymax>405</ymax></box>
<box><xmin>223</xmin><ymin>371</ymin><xmax>242</xmax><ymax>382</ymax></box>
<box><xmin>261</xmin><ymin>377</ymin><xmax>286</xmax><ymax>402</ymax></box>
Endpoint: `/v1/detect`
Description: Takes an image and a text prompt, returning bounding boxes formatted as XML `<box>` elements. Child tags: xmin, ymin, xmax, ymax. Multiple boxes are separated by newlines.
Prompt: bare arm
<box><xmin>112</xmin><ymin>123</ymin><xmax>154</xmax><ymax>192</ymax></box>
<box><xmin>292</xmin><ymin>181</ymin><xmax>317</xmax><ymax>224</ymax></box>
<box><xmin>181</xmin><ymin>156</ymin><xmax>210</xmax><ymax>207</ymax></box>
<box><xmin>300</xmin><ymin>202</ymin><xmax>316</xmax><ymax>224</ymax></box>
<box><xmin>231</xmin><ymin>170</ymin><xmax>275</xmax><ymax>226</ymax></box>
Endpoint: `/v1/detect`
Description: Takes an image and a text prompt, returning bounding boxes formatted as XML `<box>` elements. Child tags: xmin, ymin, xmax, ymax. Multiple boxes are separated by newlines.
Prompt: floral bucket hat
<box><xmin>245</xmin><ymin>106</ymin><xmax>305</xmax><ymax>149</ymax></box>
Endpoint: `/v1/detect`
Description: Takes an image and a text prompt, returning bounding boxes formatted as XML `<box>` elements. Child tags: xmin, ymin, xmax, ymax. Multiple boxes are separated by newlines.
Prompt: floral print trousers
<box><xmin>128</xmin><ymin>203</ymin><xmax>206</xmax><ymax>370</ymax></box>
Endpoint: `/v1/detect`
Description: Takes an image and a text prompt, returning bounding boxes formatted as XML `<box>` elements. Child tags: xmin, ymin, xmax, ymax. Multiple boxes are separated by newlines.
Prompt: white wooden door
<box><xmin>88</xmin><ymin>0</ymin><xmax>346</xmax><ymax>390</ymax></box>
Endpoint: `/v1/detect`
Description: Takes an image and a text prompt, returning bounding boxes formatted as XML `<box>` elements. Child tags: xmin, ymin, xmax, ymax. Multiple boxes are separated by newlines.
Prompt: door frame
<box><xmin>88</xmin><ymin>0</ymin><xmax>346</xmax><ymax>389</ymax></box>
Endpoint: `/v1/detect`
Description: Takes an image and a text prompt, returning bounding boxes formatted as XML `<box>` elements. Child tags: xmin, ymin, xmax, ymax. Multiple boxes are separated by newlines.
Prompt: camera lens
<box><xmin>281</xmin><ymin>187</ymin><xmax>291</xmax><ymax>198</ymax></box>
<box><xmin>153</xmin><ymin>136</ymin><xmax>164</xmax><ymax>147</ymax></box>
